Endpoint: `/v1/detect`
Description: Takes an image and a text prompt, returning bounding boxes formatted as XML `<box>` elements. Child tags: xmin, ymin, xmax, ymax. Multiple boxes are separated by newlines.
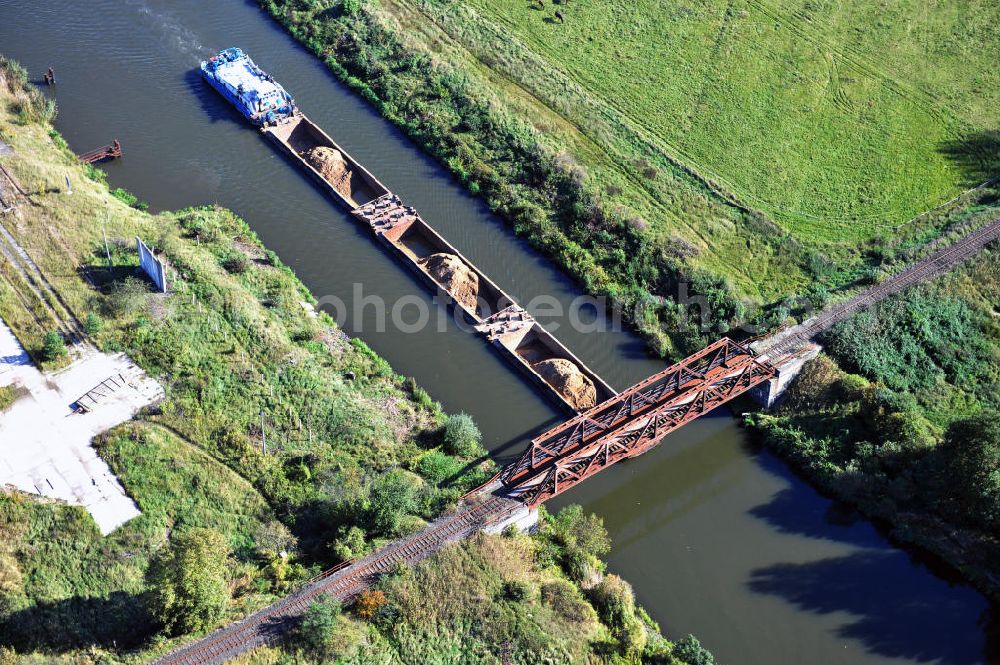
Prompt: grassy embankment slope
<box><xmin>0</xmin><ymin>58</ymin><xmax>708</xmax><ymax>664</ymax></box>
<box><xmin>747</xmin><ymin>186</ymin><xmax>1000</xmax><ymax>599</ymax></box>
<box><xmin>260</xmin><ymin>0</ymin><xmax>1000</xmax><ymax>357</ymax></box>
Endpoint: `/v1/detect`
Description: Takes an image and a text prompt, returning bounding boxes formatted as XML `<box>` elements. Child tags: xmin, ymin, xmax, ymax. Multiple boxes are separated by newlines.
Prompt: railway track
<box><xmin>763</xmin><ymin>216</ymin><xmax>1000</xmax><ymax>358</ymax></box>
<box><xmin>152</xmin><ymin>494</ymin><xmax>520</xmax><ymax>665</ymax></box>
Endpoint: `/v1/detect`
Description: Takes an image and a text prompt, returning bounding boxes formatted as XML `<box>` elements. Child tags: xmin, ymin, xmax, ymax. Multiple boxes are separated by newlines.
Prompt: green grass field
<box><xmin>438</xmin><ymin>0</ymin><xmax>999</xmax><ymax>238</ymax></box>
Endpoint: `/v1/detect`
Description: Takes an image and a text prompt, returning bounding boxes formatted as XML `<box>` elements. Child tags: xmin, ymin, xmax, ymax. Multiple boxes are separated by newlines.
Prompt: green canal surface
<box><xmin>0</xmin><ymin>0</ymin><xmax>996</xmax><ymax>662</ymax></box>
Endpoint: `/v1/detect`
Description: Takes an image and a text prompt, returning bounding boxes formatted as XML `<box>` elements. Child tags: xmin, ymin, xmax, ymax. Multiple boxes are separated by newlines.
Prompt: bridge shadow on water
<box><xmin>746</xmin><ymin>452</ymin><xmax>1000</xmax><ymax>664</ymax></box>
<box><xmin>747</xmin><ymin>453</ymin><xmax>886</xmax><ymax>550</ymax></box>
<box><xmin>748</xmin><ymin>551</ymin><xmax>1000</xmax><ymax>664</ymax></box>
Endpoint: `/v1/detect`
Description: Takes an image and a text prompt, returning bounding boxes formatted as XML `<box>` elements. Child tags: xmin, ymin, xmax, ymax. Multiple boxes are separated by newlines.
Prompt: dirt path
<box><xmin>0</xmin><ymin>217</ymin><xmax>90</xmax><ymax>352</ymax></box>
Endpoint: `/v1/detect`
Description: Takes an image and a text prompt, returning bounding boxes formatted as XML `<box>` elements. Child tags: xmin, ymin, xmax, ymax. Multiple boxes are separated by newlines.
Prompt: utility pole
<box><xmin>260</xmin><ymin>410</ymin><xmax>266</xmax><ymax>454</ymax></box>
<box><xmin>102</xmin><ymin>210</ymin><xmax>112</xmax><ymax>268</ymax></box>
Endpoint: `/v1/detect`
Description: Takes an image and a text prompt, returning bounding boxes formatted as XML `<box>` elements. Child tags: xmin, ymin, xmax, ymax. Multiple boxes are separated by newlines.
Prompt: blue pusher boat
<box><xmin>200</xmin><ymin>47</ymin><xmax>297</xmax><ymax>126</ymax></box>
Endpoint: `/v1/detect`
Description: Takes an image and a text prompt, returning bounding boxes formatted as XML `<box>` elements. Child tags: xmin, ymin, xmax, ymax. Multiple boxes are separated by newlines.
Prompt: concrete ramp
<box><xmin>0</xmin><ymin>320</ymin><xmax>163</xmax><ymax>534</ymax></box>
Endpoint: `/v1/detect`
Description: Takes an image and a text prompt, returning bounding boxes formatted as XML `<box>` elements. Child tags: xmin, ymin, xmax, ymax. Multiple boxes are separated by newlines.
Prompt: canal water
<box><xmin>1</xmin><ymin>1</ymin><xmax>996</xmax><ymax>662</ymax></box>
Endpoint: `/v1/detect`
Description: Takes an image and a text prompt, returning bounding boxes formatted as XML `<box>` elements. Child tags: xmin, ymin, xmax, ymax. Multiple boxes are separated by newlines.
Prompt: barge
<box><xmin>199</xmin><ymin>48</ymin><xmax>616</xmax><ymax>413</ymax></box>
<box><xmin>353</xmin><ymin>196</ymin><xmax>616</xmax><ymax>412</ymax></box>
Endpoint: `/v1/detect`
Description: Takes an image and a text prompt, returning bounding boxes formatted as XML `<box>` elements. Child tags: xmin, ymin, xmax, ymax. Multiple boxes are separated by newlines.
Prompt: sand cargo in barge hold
<box><xmin>264</xmin><ymin>115</ymin><xmax>390</xmax><ymax>209</ymax></box>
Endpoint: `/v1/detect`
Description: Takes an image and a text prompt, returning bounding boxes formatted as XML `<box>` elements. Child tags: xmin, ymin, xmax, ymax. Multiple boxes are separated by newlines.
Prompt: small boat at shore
<box><xmin>200</xmin><ymin>47</ymin><xmax>296</xmax><ymax>126</ymax></box>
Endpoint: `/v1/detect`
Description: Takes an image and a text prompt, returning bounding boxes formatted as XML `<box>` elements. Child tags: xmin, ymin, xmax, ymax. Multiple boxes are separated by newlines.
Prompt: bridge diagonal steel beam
<box><xmin>502</xmin><ymin>338</ymin><xmax>764</xmax><ymax>486</ymax></box>
<box><xmin>502</xmin><ymin>338</ymin><xmax>747</xmax><ymax>483</ymax></box>
<box><xmin>507</xmin><ymin>348</ymin><xmax>775</xmax><ymax>506</ymax></box>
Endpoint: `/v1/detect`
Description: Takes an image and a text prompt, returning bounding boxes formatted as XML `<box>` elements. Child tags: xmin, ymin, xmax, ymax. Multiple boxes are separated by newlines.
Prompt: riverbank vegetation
<box><xmin>0</xmin><ymin>55</ymin><xmax>491</xmax><ymax>659</ymax></box>
<box><xmin>747</xmin><ymin>193</ymin><xmax>1000</xmax><ymax>598</ymax></box>
<box><xmin>258</xmin><ymin>0</ymin><xmax>999</xmax><ymax>359</ymax></box>
<box><xmin>232</xmin><ymin>508</ymin><xmax>714</xmax><ymax>664</ymax></box>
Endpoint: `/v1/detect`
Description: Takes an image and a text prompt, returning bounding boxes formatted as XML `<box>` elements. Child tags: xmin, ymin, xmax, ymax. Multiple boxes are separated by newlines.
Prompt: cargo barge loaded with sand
<box><xmin>200</xmin><ymin>48</ymin><xmax>615</xmax><ymax>412</ymax></box>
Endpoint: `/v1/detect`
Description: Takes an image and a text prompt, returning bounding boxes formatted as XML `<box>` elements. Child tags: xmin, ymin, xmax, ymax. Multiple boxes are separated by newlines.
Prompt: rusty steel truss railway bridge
<box><xmin>154</xmin><ymin>215</ymin><xmax>1000</xmax><ymax>665</ymax></box>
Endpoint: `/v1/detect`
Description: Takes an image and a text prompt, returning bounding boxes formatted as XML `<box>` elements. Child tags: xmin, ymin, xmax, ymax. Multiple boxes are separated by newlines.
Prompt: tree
<box><xmin>84</xmin><ymin>312</ymin><xmax>103</xmax><ymax>335</ymax></box>
<box><xmin>942</xmin><ymin>412</ymin><xmax>1000</xmax><ymax>526</ymax></box>
<box><xmin>298</xmin><ymin>593</ymin><xmax>341</xmax><ymax>660</ymax></box>
<box><xmin>588</xmin><ymin>574</ymin><xmax>645</xmax><ymax>654</ymax></box>
<box><xmin>673</xmin><ymin>635</ymin><xmax>715</xmax><ymax>665</ymax></box>
<box><xmin>368</xmin><ymin>469</ymin><xmax>416</xmax><ymax>537</ymax></box>
<box><xmin>41</xmin><ymin>331</ymin><xmax>66</xmax><ymax>362</ymax></box>
<box><xmin>354</xmin><ymin>589</ymin><xmax>387</xmax><ymax>620</ymax></box>
<box><xmin>548</xmin><ymin>504</ymin><xmax>611</xmax><ymax>559</ymax></box>
<box><xmin>222</xmin><ymin>251</ymin><xmax>251</xmax><ymax>274</ymax></box>
<box><xmin>253</xmin><ymin>519</ymin><xmax>296</xmax><ymax>558</ymax></box>
<box><xmin>147</xmin><ymin>527</ymin><xmax>231</xmax><ymax>635</ymax></box>
<box><xmin>105</xmin><ymin>275</ymin><xmax>149</xmax><ymax>316</ymax></box>
<box><xmin>442</xmin><ymin>413</ymin><xmax>482</xmax><ymax>457</ymax></box>
<box><xmin>332</xmin><ymin>525</ymin><xmax>367</xmax><ymax>561</ymax></box>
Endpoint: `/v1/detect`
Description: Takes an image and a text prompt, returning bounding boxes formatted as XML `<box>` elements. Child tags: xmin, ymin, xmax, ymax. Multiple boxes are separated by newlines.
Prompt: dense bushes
<box><xmin>296</xmin><ymin>593</ymin><xmax>342</xmax><ymax>660</ymax></box>
<box><xmin>823</xmin><ymin>290</ymin><xmax>994</xmax><ymax>396</ymax></box>
<box><xmin>269</xmin><ymin>507</ymin><xmax>713</xmax><ymax>664</ymax></box>
<box><xmin>0</xmin><ymin>385</ymin><xmax>26</xmax><ymax>413</ymax></box>
<box><xmin>442</xmin><ymin>412</ymin><xmax>482</xmax><ymax>457</ymax></box>
<box><xmin>367</xmin><ymin>470</ymin><xmax>419</xmax><ymax>537</ymax></box>
<box><xmin>0</xmin><ymin>57</ymin><xmax>56</xmax><ymax>125</ymax></box>
<box><xmin>942</xmin><ymin>413</ymin><xmax>1000</xmax><ymax>528</ymax></box>
<box><xmin>40</xmin><ymin>330</ymin><xmax>65</xmax><ymax>362</ymax></box>
<box><xmin>110</xmin><ymin>187</ymin><xmax>149</xmax><ymax>211</ymax></box>
<box><xmin>747</xmin><ymin>250</ymin><xmax>1000</xmax><ymax>598</ymax></box>
<box><xmin>536</xmin><ymin>503</ymin><xmax>610</xmax><ymax>583</ymax></box>
<box><xmin>589</xmin><ymin>574</ymin><xmax>647</xmax><ymax>655</ymax></box>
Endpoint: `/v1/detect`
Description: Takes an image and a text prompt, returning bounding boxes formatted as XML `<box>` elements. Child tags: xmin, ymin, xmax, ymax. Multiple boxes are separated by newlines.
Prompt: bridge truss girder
<box><xmin>505</xmin><ymin>339</ymin><xmax>776</xmax><ymax>506</ymax></box>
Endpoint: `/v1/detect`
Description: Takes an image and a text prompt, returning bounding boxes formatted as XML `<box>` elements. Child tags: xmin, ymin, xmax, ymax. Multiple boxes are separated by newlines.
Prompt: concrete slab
<box><xmin>0</xmin><ymin>320</ymin><xmax>163</xmax><ymax>534</ymax></box>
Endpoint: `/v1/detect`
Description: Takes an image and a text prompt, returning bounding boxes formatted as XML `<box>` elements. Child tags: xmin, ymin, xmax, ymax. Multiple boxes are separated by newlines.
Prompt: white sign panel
<box><xmin>136</xmin><ymin>236</ymin><xmax>167</xmax><ymax>293</ymax></box>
